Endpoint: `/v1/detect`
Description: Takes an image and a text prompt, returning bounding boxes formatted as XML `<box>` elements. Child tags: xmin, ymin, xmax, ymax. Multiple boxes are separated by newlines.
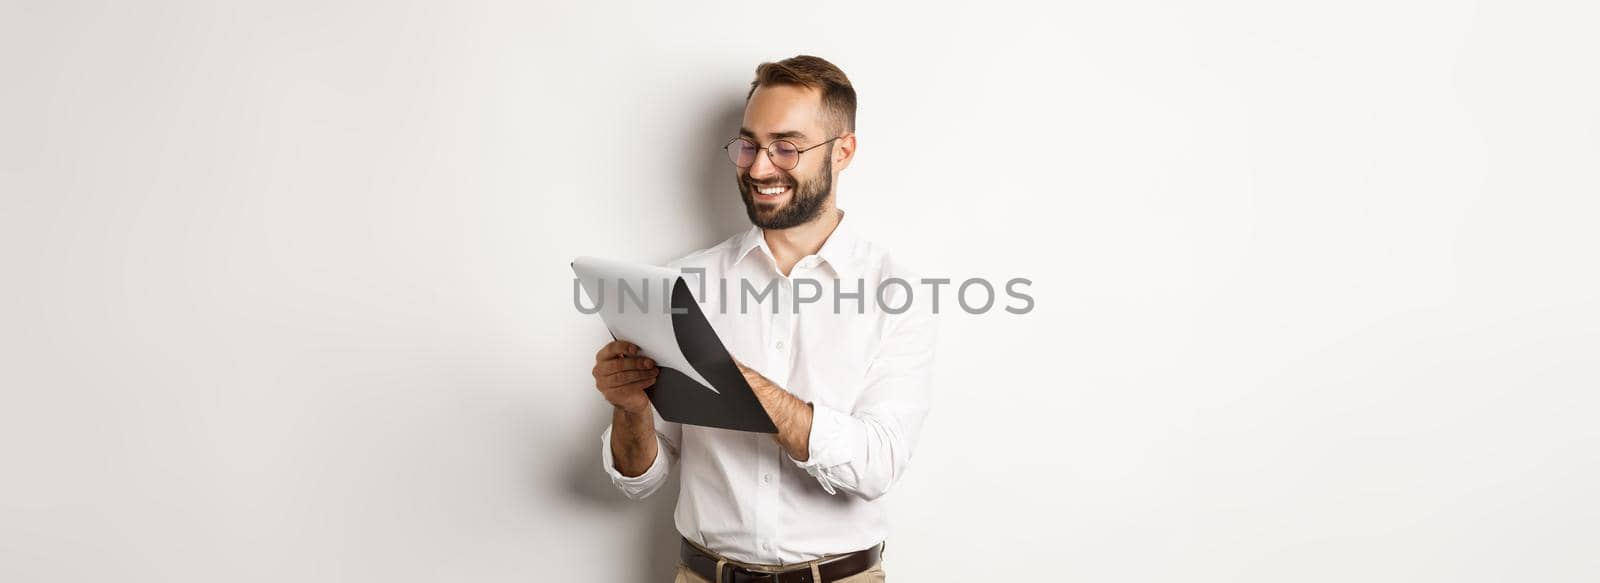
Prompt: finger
<box><xmin>600</xmin><ymin>376</ymin><xmax>659</xmax><ymax>402</ymax></box>
<box><xmin>597</xmin><ymin>356</ymin><xmax>655</xmax><ymax>376</ymax></box>
<box><xmin>594</xmin><ymin>341</ymin><xmax>639</xmax><ymax>362</ymax></box>
<box><xmin>594</xmin><ymin>341</ymin><xmax>636</xmax><ymax>362</ymax></box>
<box><xmin>598</xmin><ymin>366</ymin><xmax>658</xmax><ymax>388</ymax></box>
<box><xmin>607</xmin><ymin>377</ymin><xmax>658</xmax><ymax>394</ymax></box>
<box><xmin>595</xmin><ymin>357</ymin><xmax>639</xmax><ymax>377</ymax></box>
<box><xmin>602</xmin><ymin>368</ymin><xmax>659</xmax><ymax>386</ymax></box>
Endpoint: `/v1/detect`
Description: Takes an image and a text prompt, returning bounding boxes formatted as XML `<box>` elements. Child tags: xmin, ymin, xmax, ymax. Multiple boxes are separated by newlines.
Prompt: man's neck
<box><xmin>762</xmin><ymin>206</ymin><xmax>842</xmax><ymax>277</ymax></box>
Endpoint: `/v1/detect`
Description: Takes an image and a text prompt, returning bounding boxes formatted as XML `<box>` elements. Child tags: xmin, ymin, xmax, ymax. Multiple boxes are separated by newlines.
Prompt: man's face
<box><xmin>736</xmin><ymin>85</ymin><xmax>836</xmax><ymax>230</ymax></box>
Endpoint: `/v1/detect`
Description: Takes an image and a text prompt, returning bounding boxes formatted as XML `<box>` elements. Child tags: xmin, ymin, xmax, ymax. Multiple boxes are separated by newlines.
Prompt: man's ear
<box><xmin>833</xmin><ymin>132</ymin><xmax>857</xmax><ymax>172</ymax></box>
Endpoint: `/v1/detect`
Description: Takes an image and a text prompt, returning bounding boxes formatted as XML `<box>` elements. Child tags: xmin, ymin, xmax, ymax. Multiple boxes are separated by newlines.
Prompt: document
<box><xmin>572</xmin><ymin>256</ymin><xmax>777</xmax><ymax>433</ymax></box>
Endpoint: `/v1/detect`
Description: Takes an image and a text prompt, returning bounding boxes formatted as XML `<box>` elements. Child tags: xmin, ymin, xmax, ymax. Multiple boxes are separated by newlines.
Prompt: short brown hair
<box><xmin>747</xmin><ymin>55</ymin><xmax>856</xmax><ymax>135</ymax></box>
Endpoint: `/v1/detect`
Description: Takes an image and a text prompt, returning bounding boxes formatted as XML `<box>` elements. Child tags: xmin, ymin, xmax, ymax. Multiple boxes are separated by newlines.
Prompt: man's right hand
<box><xmin>592</xmin><ymin>340</ymin><xmax>659</xmax><ymax>415</ymax></box>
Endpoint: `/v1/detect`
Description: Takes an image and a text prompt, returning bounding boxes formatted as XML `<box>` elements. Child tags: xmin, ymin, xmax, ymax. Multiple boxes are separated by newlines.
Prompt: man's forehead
<box><xmin>741</xmin><ymin>84</ymin><xmax>824</xmax><ymax>140</ymax></box>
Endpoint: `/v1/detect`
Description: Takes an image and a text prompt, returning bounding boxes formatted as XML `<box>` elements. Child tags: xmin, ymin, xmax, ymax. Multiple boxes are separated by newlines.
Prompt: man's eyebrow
<box><xmin>737</xmin><ymin>127</ymin><xmax>810</xmax><ymax>141</ymax></box>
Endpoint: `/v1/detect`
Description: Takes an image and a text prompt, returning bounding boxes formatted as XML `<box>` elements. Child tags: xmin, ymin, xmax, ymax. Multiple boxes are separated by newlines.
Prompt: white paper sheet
<box><xmin>572</xmin><ymin>256</ymin><xmax>718</xmax><ymax>393</ymax></box>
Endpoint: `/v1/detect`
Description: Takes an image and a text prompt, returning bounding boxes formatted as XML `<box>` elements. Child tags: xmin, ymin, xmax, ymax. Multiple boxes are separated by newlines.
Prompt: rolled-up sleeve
<box><xmin>788</xmin><ymin>303</ymin><xmax>936</xmax><ymax>501</ymax></box>
<box><xmin>600</xmin><ymin>408</ymin><xmax>682</xmax><ymax>500</ymax></box>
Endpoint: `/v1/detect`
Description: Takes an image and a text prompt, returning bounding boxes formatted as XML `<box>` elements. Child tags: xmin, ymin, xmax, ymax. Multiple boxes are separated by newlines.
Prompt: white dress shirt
<box><xmin>599</xmin><ymin>210</ymin><xmax>937</xmax><ymax>565</ymax></box>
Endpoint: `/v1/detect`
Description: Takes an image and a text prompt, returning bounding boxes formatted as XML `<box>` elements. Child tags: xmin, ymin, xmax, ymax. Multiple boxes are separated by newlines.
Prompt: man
<box><xmin>591</xmin><ymin>55</ymin><xmax>935</xmax><ymax>583</ymax></box>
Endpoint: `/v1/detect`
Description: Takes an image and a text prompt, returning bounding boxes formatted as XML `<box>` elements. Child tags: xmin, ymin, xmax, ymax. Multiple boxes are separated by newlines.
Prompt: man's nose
<box><xmin>747</xmin><ymin>148</ymin><xmax>780</xmax><ymax>180</ymax></box>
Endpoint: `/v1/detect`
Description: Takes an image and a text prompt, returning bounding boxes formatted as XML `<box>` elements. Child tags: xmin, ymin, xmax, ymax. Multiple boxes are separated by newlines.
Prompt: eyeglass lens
<box><xmin>727</xmin><ymin>139</ymin><xmax>801</xmax><ymax>170</ymax></box>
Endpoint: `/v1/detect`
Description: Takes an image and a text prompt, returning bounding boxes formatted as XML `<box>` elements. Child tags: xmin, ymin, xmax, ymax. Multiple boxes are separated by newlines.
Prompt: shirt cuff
<box><xmin>787</xmin><ymin>402</ymin><xmax>856</xmax><ymax>494</ymax></box>
<box><xmin>600</xmin><ymin>423</ymin><xmax>669</xmax><ymax>497</ymax></box>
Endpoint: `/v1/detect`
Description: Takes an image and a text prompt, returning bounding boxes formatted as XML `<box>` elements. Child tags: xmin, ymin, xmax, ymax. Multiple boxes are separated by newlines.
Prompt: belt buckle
<box><xmin>732</xmin><ymin>567</ymin><xmax>779</xmax><ymax>583</ymax></box>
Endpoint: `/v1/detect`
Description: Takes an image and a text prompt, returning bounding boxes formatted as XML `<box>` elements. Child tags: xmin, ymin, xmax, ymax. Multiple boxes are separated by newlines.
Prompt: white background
<box><xmin>3</xmin><ymin>1</ymin><xmax>1597</xmax><ymax>581</ymax></box>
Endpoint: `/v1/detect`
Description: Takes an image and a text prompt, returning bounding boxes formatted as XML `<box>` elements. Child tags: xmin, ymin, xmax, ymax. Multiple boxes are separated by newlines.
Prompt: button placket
<box><xmin>754</xmin><ymin>438</ymin><xmax>779</xmax><ymax>561</ymax></box>
<box><xmin>769</xmin><ymin>280</ymin><xmax>794</xmax><ymax>386</ymax></box>
<box><xmin>758</xmin><ymin>276</ymin><xmax>793</xmax><ymax>563</ymax></box>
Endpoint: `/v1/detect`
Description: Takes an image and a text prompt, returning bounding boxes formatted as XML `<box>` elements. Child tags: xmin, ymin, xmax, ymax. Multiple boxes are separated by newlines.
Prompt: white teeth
<box><xmin>758</xmin><ymin>186</ymin><xmax>788</xmax><ymax>195</ymax></box>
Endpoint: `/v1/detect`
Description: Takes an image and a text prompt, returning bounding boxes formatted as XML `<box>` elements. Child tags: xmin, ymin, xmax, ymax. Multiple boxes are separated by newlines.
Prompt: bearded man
<box><xmin>588</xmin><ymin>55</ymin><xmax>935</xmax><ymax>583</ymax></box>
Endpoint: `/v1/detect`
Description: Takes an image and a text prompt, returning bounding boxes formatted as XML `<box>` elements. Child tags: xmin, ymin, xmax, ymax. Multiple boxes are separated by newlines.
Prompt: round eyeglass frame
<box><xmin>723</xmin><ymin>136</ymin><xmax>841</xmax><ymax>170</ymax></box>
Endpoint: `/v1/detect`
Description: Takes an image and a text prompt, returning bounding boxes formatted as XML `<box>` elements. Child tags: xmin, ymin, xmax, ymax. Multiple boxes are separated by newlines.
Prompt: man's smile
<box><xmin>749</xmin><ymin>181</ymin><xmax>792</xmax><ymax>202</ymax></box>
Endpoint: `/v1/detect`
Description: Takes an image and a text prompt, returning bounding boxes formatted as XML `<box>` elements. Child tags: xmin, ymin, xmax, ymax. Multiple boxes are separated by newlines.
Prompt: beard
<box><xmin>737</xmin><ymin>148</ymin><xmax>833</xmax><ymax>230</ymax></box>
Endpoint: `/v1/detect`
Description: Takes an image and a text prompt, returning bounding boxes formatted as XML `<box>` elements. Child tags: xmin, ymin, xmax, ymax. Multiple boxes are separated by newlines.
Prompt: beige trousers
<box><xmin>671</xmin><ymin>544</ymin><xmax>887</xmax><ymax>583</ymax></box>
<box><xmin>672</xmin><ymin>562</ymin><xmax>886</xmax><ymax>583</ymax></box>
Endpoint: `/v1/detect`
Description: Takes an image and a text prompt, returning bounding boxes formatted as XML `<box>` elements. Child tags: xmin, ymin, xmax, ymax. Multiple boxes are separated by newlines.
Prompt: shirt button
<box><xmin>763</xmin><ymin>473</ymin><xmax>772</xmax><ymax>484</ymax></box>
<box><xmin>763</xmin><ymin>542</ymin><xmax>773</xmax><ymax>552</ymax></box>
<box><xmin>775</xmin><ymin>340</ymin><xmax>785</xmax><ymax>350</ymax></box>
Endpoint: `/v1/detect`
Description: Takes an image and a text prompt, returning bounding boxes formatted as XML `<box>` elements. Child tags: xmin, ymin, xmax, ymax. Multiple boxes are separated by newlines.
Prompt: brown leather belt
<box><xmin>679</xmin><ymin>537</ymin><xmax>882</xmax><ymax>583</ymax></box>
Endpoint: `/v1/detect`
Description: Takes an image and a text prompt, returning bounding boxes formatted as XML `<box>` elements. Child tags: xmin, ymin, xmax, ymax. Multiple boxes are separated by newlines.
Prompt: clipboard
<box><xmin>572</xmin><ymin>256</ymin><xmax>777</xmax><ymax>433</ymax></box>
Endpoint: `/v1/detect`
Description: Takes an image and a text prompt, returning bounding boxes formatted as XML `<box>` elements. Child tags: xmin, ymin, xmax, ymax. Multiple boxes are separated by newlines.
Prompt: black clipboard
<box><xmin>573</xmin><ymin>259</ymin><xmax>777</xmax><ymax>433</ymax></box>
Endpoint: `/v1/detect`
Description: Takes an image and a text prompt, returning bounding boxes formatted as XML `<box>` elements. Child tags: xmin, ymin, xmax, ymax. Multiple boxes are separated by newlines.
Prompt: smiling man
<box><xmin>590</xmin><ymin>55</ymin><xmax>936</xmax><ymax>583</ymax></box>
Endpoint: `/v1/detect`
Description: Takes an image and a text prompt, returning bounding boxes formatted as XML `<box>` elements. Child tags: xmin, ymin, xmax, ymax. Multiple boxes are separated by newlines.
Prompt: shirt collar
<box><xmin>728</xmin><ymin>209</ymin><xmax>860</xmax><ymax>279</ymax></box>
<box><xmin>814</xmin><ymin>210</ymin><xmax>860</xmax><ymax>278</ymax></box>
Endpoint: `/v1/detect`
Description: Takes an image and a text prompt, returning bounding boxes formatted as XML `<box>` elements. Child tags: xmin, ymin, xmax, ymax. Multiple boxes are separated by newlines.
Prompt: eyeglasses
<box><xmin>723</xmin><ymin>136</ymin><xmax>841</xmax><ymax>170</ymax></box>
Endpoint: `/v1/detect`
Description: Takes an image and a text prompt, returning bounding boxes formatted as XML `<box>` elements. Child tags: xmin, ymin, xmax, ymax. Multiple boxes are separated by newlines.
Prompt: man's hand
<box><xmin>592</xmin><ymin>340</ymin><xmax>658</xmax><ymax>415</ymax></box>
<box><xmin>733</xmin><ymin>359</ymin><xmax>814</xmax><ymax>462</ymax></box>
